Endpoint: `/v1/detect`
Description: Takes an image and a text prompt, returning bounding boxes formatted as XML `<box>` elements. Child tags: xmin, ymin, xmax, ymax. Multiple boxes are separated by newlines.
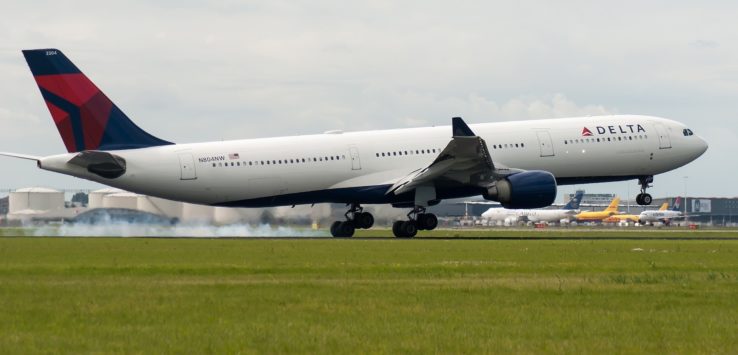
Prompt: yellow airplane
<box><xmin>603</xmin><ymin>202</ymin><xmax>669</xmax><ymax>224</ymax></box>
<box><xmin>575</xmin><ymin>197</ymin><xmax>621</xmax><ymax>221</ymax></box>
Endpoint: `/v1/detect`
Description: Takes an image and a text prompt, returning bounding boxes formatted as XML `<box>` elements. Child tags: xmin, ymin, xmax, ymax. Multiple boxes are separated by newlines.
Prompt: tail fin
<box><xmin>672</xmin><ymin>197</ymin><xmax>682</xmax><ymax>211</ymax></box>
<box><xmin>604</xmin><ymin>197</ymin><xmax>620</xmax><ymax>212</ymax></box>
<box><xmin>22</xmin><ymin>49</ymin><xmax>172</xmax><ymax>152</ymax></box>
<box><xmin>563</xmin><ymin>190</ymin><xmax>584</xmax><ymax>210</ymax></box>
<box><xmin>658</xmin><ymin>202</ymin><xmax>669</xmax><ymax>211</ymax></box>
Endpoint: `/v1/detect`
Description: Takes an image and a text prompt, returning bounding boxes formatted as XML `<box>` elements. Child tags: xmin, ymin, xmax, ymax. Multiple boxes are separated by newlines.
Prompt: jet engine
<box><xmin>483</xmin><ymin>170</ymin><xmax>557</xmax><ymax>209</ymax></box>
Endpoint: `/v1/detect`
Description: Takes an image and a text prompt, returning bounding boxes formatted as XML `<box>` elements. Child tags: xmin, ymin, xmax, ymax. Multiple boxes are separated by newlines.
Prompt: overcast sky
<box><xmin>1</xmin><ymin>1</ymin><xmax>736</xmax><ymax>201</ymax></box>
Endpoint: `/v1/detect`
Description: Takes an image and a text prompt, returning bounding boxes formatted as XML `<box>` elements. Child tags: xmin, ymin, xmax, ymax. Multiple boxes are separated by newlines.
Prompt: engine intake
<box><xmin>484</xmin><ymin>170</ymin><xmax>557</xmax><ymax>209</ymax></box>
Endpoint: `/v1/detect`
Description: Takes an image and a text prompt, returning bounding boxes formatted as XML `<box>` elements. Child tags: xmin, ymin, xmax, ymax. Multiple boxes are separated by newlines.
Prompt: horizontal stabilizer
<box><xmin>0</xmin><ymin>152</ymin><xmax>41</xmax><ymax>161</ymax></box>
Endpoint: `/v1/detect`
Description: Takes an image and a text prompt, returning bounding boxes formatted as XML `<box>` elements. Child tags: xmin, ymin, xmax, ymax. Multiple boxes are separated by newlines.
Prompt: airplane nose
<box><xmin>698</xmin><ymin>136</ymin><xmax>708</xmax><ymax>155</ymax></box>
<box><xmin>693</xmin><ymin>136</ymin><xmax>708</xmax><ymax>158</ymax></box>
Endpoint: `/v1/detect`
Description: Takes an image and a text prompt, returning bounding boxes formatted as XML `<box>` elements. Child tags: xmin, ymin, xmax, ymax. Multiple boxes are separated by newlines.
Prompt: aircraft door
<box><xmin>654</xmin><ymin>123</ymin><xmax>672</xmax><ymax>149</ymax></box>
<box><xmin>178</xmin><ymin>153</ymin><xmax>197</xmax><ymax>180</ymax></box>
<box><xmin>349</xmin><ymin>146</ymin><xmax>361</xmax><ymax>170</ymax></box>
<box><xmin>536</xmin><ymin>131</ymin><xmax>555</xmax><ymax>157</ymax></box>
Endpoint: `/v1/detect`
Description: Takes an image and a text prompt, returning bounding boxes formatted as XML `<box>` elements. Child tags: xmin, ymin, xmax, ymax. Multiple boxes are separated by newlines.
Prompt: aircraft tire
<box><xmin>400</xmin><ymin>221</ymin><xmax>417</xmax><ymax>238</ymax></box>
<box><xmin>339</xmin><ymin>221</ymin><xmax>355</xmax><ymax>237</ymax></box>
<box><xmin>331</xmin><ymin>221</ymin><xmax>355</xmax><ymax>237</ymax></box>
<box><xmin>392</xmin><ymin>221</ymin><xmax>405</xmax><ymax>238</ymax></box>
<box><xmin>416</xmin><ymin>213</ymin><xmax>438</xmax><ymax>230</ymax></box>
<box><xmin>642</xmin><ymin>193</ymin><xmax>652</xmax><ymax>205</ymax></box>
<box><xmin>330</xmin><ymin>221</ymin><xmax>342</xmax><ymax>237</ymax></box>
<box><xmin>356</xmin><ymin>212</ymin><xmax>374</xmax><ymax>229</ymax></box>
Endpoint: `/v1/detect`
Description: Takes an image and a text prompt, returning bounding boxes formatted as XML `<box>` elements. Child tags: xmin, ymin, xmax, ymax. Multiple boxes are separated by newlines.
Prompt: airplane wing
<box><xmin>386</xmin><ymin>117</ymin><xmax>521</xmax><ymax>196</ymax></box>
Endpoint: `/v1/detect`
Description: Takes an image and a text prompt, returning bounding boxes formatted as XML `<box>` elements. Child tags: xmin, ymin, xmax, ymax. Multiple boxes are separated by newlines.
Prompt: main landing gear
<box><xmin>636</xmin><ymin>176</ymin><xmax>653</xmax><ymax>206</ymax></box>
<box><xmin>330</xmin><ymin>203</ymin><xmax>374</xmax><ymax>238</ymax></box>
<box><xmin>392</xmin><ymin>206</ymin><xmax>438</xmax><ymax>238</ymax></box>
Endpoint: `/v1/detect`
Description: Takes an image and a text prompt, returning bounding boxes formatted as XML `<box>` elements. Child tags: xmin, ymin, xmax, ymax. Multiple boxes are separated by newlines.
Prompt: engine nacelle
<box><xmin>483</xmin><ymin>170</ymin><xmax>557</xmax><ymax>209</ymax></box>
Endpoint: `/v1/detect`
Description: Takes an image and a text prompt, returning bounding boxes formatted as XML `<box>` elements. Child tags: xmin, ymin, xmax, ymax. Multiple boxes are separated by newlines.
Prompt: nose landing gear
<box><xmin>636</xmin><ymin>176</ymin><xmax>653</xmax><ymax>206</ymax></box>
<box><xmin>392</xmin><ymin>206</ymin><xmax>438</xmax><ymax>238</ymax></box>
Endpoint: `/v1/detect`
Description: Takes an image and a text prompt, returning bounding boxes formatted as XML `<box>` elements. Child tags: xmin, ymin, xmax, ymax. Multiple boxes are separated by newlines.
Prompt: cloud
<box><xmin>0</xmin><ymin>1</ymin><xmax>735</xmax><ymax>197</ymax></box>
<box><xmin>690</xmin><ymin>40</ymin><xmax>719</xmax><ymax>49</ymax></box>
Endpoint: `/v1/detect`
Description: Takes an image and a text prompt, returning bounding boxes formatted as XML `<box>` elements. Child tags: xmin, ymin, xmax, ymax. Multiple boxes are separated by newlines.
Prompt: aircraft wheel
<box><xmin>331</xmin><ymin>221</ymin><xmax>355</xmax><ymax>237</ymax></box>
<box><xmin>417</xmin><ymin>213</ymin><xmax>438</xmax><ymax>230</ymax></box>
<box><xmin>355</xmin><ymin>212</ymin><xmax>374</xmax><ymax>229</ymax></box>
<box><xmin>641</xmin><ymin>193</ymin><xmax>652</xmax><ymax>205</ymax></box>
<box><xmin>339</xmin><ymin>221</ymin><xmax>355</xmax><ymax>237</ymax></box>
<box><xmin>330</xmin><ymin>221</ymin><xmax>342</xmax><ymax>237</ymax></box>
<box><xmin>400</xmin><ymin>221</ymin><xmax>417</xmax><ymax>238</ymax></box>
<box><xmin>392</xmin><ymin>221</ymin><xmax>405</xmax><ymax>238</ymax></box>
<box><xmin>636</xmin><ymin>194</ymin><xmax>643</xmax><ymax>205</ymax></box>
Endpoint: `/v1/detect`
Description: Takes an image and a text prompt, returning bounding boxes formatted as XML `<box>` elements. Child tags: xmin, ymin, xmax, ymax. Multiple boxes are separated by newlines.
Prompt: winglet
<box><xmin>452</xmin><ymin>117</ymin><xmax>476</xmax><ymax>137</ymax></box>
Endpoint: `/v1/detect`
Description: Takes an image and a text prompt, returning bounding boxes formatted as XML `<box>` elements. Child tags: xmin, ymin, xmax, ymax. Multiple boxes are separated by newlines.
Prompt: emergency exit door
<box><xmin>178</xmin><ymin>153</ymin><xmax>197</xmax><ymax>180</ymax></box>
<box><xmin>536</xmin><ymin>131</ymin><xmax>555</xmax><ymax>157</ymax></box>
<box><xmin>349</xmin><ymin>146</ymin><xmax>361</xmax><ymax>170</ymax></box>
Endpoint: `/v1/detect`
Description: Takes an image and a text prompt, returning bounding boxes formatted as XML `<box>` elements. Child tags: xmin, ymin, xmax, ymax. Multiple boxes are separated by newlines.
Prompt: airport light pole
<box><xmin>683</xmin><ymin>176</ymin><xmax>688</xmax><ymax>225</ymax></box>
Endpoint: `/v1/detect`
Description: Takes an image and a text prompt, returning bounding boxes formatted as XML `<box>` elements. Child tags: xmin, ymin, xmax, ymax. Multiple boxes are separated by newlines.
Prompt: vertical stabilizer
<box><xmin>564</xmin><ymin>190</ymin><xmax>584</xmax><ymax>210</ymax></box>
<box><xmin>22</xmin><ymin>48</ymin><xmax>172</xmax><ymax>152</ymax></box>
<box><xmin>605</xmin><ymin>197</ymin><xmax>620</xmax><ymax>212</ymax></box>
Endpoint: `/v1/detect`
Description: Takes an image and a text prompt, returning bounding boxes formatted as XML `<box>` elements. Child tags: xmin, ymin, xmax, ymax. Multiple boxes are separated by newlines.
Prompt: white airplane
<box><xmin>482</xmin><ymin>190</ymin><xmax>584</xmax><ymax>224</ymax></box>
<box><xmin>0</xmin><ymin>49</ymin><xmax>708</xmax><ymax>238</ymax></box>
<box><xmin>639</xmin><ymin>197</ymin><xmax>684</xmax><ymax>225</ymax></box>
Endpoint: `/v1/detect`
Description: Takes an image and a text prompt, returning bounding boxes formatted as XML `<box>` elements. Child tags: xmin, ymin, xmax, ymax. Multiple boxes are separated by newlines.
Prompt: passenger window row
<box><xmin>211</xmin><ymin>155</ymin><xmax>346</xmax><ymax>168</ymax></box>
<box><xmin>491</xmin><ymin>143</ymin><xmax>525</xmax><ymax>149</ymax></box>
<box><xmin>564</xmin><ymin>135</ymin><xmax>648</xmax><ymax>145</ymax></box>
<box><xmin>375</xmin><ymin>148</ymin><xmax>441</xmax><ymax>158</ymax></box>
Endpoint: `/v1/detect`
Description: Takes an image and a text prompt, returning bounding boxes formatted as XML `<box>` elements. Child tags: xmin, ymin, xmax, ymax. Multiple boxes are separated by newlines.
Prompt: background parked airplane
<box><xmin>575</xmin><ymin>197</ymin><xmax>621</xmax><ymax>222</ymax></box>
<box><xmin>0</xmin><ymin>49</ymin><xmax>709</xmax><ymax>237</ymax></box>
<box><xmin>482</xmin><ymin>190</ymin><xmax>584</xmax><ymax>225</ymax></box>
<box><xmin>603</xmin><ymin>201</ymin><xmax>669</xmax><ymax>224</ymax></box>
<box><xmin>639</xmin><ymin>197</ymin><xmax>684</xmax><ymax>225</ymax></box>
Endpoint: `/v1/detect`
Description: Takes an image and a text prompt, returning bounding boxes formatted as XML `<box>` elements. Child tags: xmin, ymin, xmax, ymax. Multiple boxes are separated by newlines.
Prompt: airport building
<box><xmin>0</xmin><ymin>196</ymin><xmax>8</xmax><ymax>215</ymax></box>
<box><xmin>0</xmin><ymin>187</ymin><xmax>334</xmax><ymax>226</ymax></box>
<box><xmin>2</xmin><ymin>187</ymin><xmax>738</xmax><ymax>227</ymax></box>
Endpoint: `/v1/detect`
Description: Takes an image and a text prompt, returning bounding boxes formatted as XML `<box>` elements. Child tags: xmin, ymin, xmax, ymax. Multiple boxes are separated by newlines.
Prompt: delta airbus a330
<box><xmin>0</xmin><ymin>49</ymin><xmax>708</xmax><ymax>237</ymax></box>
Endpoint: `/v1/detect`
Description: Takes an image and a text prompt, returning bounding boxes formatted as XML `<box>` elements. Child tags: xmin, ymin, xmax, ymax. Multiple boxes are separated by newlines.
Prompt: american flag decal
<box><xmin>229</xmin><ymin>153</ymin><xmax>240</xmax><ymax>160</ymax></box>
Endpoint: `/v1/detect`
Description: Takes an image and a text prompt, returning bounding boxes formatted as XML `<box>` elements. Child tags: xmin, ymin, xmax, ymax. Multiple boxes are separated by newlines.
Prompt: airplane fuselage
<box><xmin>37</xmin><ymin>114</ymin><xmax>707</xmax><ymax>207</ymax></box>
<box><xmin>639</xmin><ymin>210</ymin><xmax>683</xmax><ymax>223</ymax></box>
<box><xmin>482</xmin><ymin>208</ymin><xmax>577</xmax><ymax>223</ymax></box>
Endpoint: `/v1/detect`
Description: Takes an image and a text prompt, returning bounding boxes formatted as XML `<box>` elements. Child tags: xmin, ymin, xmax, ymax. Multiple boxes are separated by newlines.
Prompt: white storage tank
<box><xmin>9</xmin><ymin>187</ymin><xmax>65</xmax><ymax>214</ymax></box>
<box><xmin>137</xmin><ymin>196</ymin><xmax>183</xmax><ymax>220</ymax></box>
<box><xmin>88</xmin><ymin>188</ymin><xmax>123</xmax><ymax>209</ymax></box>
<box><xmin>102</xmin><ymin>192</ymin><xmax>140</xmax><ymax>210</ymax></box>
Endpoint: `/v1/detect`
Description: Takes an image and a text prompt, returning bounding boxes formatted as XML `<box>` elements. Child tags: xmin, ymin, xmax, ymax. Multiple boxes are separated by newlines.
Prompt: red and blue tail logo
<box><xmin>22</xmin><ymin>49</ymin><xmax>172</xmax><ymax>153</ymax></box>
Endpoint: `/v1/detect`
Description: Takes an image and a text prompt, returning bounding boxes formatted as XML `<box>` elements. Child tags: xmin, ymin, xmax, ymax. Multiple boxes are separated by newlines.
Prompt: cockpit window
<box><xmin>683</xmin><ymin>128</ymin><xmax>694</xmax><ymax>136</ymax></box>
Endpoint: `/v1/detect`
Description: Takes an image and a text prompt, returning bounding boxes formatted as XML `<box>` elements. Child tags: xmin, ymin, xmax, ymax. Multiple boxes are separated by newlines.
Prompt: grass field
<box><xmin>0</xmin><ymin>232</ymin><xmax>737</xmax><ymax>353</ymax></box>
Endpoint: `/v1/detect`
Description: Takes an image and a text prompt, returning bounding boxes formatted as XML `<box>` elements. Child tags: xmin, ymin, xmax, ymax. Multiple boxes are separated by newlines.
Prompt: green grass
<box><xmin>0</xmin><ymin>236</ymin><xmax>737</xmax><ymax>353</ymax></box>
<box><xmin>354</xmin><ymin>227</ymin><xmax>738</xmax><ymax>239</ymax></box>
